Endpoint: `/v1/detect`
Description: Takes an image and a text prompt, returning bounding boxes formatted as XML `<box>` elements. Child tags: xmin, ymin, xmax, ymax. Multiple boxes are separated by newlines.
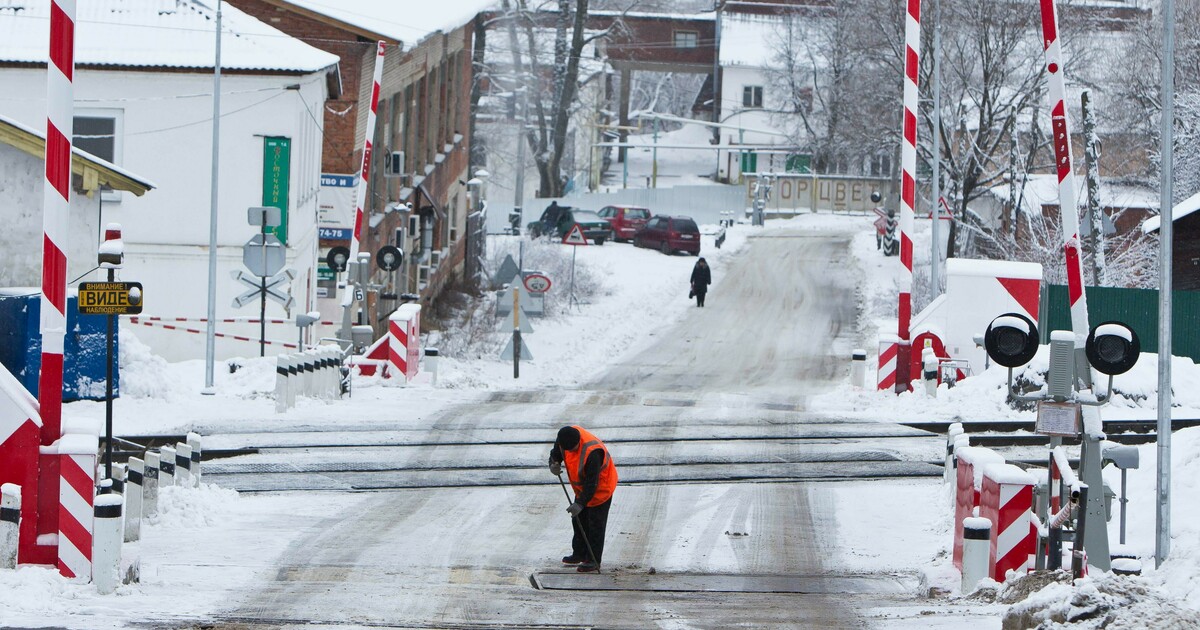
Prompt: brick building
<box><xmin>227</xmin><ymin>1</ymin><xmax>492</xmax><ymax>334</ymax></box>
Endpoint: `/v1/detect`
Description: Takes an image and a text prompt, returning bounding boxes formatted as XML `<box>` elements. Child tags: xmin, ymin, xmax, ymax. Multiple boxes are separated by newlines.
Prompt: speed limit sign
<box><xmin>523</xmin><ymin>274</ymin><xmax>552</xmax><ymax>293</ymax></box>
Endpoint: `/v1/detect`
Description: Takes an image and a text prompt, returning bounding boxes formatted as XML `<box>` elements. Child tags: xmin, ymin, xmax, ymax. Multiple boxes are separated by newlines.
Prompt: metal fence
<box><xmin>1040</xmin><ymin>284</ymin><xmax>1200</xmax><ymax>361</ymax></box>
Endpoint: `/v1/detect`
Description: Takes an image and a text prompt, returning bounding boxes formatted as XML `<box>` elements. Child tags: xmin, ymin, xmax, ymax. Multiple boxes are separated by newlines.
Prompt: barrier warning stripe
<box><xmin>877</xmin><ymin>337</ymin><xmax>898</xmax><ymax>391</ymax></box>
<box><xmin>124</xmin><ymin>316</ymin><xmax>335</xmax><ymax>326</ymax></box>
<box><xmin>126</xmin><ymin>317</ymin><xmax>298</xmax><ymax>349</ymax></box>
<box><xmin>57</xmin><ymin>450</ymin><xmax>93</xmax><ymax>579</ymax></box>
<box><xmin>980</xmin><ymin>466</ymin><xmax>1036</xmax><ymax>581</ymax></box>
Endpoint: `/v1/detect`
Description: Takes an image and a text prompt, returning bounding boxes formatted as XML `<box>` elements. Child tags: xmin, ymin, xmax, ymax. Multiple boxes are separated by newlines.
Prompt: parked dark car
<box><xmin>633</xmin><ymin>215</ymin><xmax>701</xmax><ymax>255</ymax></box>
<box><xmin>529</xmin><ymin>206</ymin><xmax>612</xmax><ymax>245</ymax></box>
<box><xmin>597</xmin><ymin>205</ymin><xmax>651</xmax><ymax>243</ymax></box>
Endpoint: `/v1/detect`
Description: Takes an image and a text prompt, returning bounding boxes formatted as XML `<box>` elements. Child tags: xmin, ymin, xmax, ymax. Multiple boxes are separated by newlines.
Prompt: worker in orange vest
<box><xmin>548</xmin><ymin>425</ymin><xmax>618</xmax><ymax>573</ymax></box>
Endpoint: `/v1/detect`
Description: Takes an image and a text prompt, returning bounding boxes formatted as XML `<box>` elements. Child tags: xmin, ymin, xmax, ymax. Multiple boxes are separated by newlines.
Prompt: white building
<box><xmin>0</xmin><ymin>0</ymin><xmax>338</xmax><ymax>360</ymax></box>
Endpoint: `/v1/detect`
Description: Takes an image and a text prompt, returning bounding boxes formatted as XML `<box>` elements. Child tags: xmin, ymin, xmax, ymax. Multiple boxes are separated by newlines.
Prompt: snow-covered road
<box><xmin>190</xmin><ymin>228</ymin><xmax>943</xmax><ymax>628</ymax></box>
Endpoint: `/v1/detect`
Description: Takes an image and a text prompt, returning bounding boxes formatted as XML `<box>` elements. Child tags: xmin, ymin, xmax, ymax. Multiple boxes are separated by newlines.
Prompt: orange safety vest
<box><xmin>562</xmin><ymin>425</ymin><xmax>618</xmax><ymax>507</ymax></box>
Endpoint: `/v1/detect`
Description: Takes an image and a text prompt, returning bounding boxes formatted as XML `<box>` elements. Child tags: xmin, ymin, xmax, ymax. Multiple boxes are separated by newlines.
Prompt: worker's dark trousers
<box><xmin>572</xmin><ymin>498</ymin><xmax>611</xmax><ymax>565</ymax></box>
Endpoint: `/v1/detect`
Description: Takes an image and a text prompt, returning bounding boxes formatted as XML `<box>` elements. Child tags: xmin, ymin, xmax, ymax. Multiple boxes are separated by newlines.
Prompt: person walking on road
<box><xmin>548</xmin><ymin>425</ymin><xmax>618</xmax><ymax>573</ymax></box>
<box><xmin>690</xmin><ymin>257</ymin><xmax>712</xmax><ymax>307</ymax></box>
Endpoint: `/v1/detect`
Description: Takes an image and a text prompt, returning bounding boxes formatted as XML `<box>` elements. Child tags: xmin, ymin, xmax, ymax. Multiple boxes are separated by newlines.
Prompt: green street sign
<box><xmin>786</xmin><ymin>153</ymin><xmax>811</xmax><ymax>174</ymax></box>
<box><xmin>262</xmin><ymin>136</ymin><xmax>291</xmax><ymax>244</ymax></box>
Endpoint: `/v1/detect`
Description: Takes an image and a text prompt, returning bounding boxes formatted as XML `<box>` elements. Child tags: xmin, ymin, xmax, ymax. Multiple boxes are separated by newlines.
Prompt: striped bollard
<box><xmin>92</xmin><ymin>494</ymin><xmax>122</xmax><ymax>595</ymax></box>
<box><xmin>159</xmin><ymin>446</ymin><xmax>176</xmax><ymax>488</ymax></box>
<box><xmin>980</xmin><ymin>463</ymin><xmax>1036</xmax><ymax>581</ymax></box>
<box><xmin>58</xmin><ymin>434</ymin><xmax>97</xmax><ymax>580</ymax></box>
<box><xmin>286</xmin><ymin>355</ymin><xmax>299</xmax><ymax>408</ymax></box>
<box><xmin>1</xmin><ymin>483</ymin><xmax>19</xmax><ymax>569</ymax></box>
<box><xmin>143</xmin><ymin>451</ymin><xmax>159</xmax><ymax>518</ymax></box>
<box><xmin>175</xmin><ymin>443</ymin><xmax>192</xmax><ymax>488</ymax></box>
<box><xmin>876</xmin><ymin>335</ymin><xmax>899</xmax><ymax>391</ymax></box>
<box><xmin>944</xmin><ymin>423</ymin><xmax>964</xmax><ymax>484</ymax></box>
<box><xmin>961</xmin><ymin>517</ymin><xmax>992</xmax><ymax>594</ymax></box>
<box><xmin>275</xmin><ymin>355</ymin><xmax>288</xmax><ymax>413</ymax></box>
<box><xmin>187</xmin><ymin>433</ymin><xmax>202</xmax><ymax>486</ymax></box>
<box><xmin>125</xmin><ymin>458</ymin><xmax>143</xmax><ymax>542</ymax></box>
<box><xmin>303</xmin><ymin>352</ymin><xmax>315</xmax><ymax>396</ymax></box>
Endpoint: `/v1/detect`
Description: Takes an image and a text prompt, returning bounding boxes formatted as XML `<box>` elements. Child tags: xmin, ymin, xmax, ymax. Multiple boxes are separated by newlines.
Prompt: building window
<box><xmin>74</xmin><ymin>111</ymin><xmax>123</xmax><ymax>201</ymax></box>
<box><xmin>742</xmin><ymin>86</ymin><xmax>763</xmax><ymax>108</ymax></box>
<box><xmin>674</xmin><ymin>30</ymin><xmax>698</xmax><ymax>48</ymax></box>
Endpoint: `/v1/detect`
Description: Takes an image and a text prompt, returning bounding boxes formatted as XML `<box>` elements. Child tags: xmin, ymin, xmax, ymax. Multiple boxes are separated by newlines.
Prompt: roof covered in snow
<box><xmin>987</xmin><ymin>174</ymin><xmax>1158</xmax><ymax>216</ymax></box>
<box><xmin>0</xmin><ymin>0</ymin><xmax>339</xmax><ymax>73</ymax></box>
<box><xmin>276</xmin><ymin>0</ymin><xmax>498</xmax><ymax>47</ymax></box>
<box><xmin>1142</xmin><ymin>190</ymin><xmax>1200</xmax><ymax>234</ymax></box>
<box><xmin>0</xmin><ymin>113</ymin><xmax>156</xmax><ymax>194</ymax></box>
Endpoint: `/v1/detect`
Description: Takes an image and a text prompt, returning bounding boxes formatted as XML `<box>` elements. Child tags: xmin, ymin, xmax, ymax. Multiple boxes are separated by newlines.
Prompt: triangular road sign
<box><xmin>562</xmin><ymin>224</ymin><xmax>589</xmax><ymax>246</ymax></box>
<box><xmin>500</xmin><ymin>335</ymin><xmax>534</xmax><ymax>361</ymax></box>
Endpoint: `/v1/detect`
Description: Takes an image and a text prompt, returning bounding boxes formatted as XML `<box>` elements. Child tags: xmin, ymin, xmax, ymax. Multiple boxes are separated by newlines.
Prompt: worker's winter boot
<box><xmin>562</xmin><ymin>554</ymin><xmax>586</xmax><ymax>564</ymax></box>
<box><xmin>576</xmin><ymin>561</ymin><xmax>600</xmax><ymax>573</ymax></box>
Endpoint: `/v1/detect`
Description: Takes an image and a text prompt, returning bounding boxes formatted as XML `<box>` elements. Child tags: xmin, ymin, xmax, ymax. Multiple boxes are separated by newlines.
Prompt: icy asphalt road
<box><xmin>200</xmin><ymin>230</ymin><xmax>949</xmax><ymax>629</ymax></box>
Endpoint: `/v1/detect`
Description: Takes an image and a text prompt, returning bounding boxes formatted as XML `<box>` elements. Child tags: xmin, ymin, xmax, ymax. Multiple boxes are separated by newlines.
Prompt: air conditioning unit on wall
<box><xmin>385</xmin><ymin>151</ymin><xmax>405</xmax><ymax>178</ymax></box>
<box><xmin>429</xmin><ymin>250</ymin><xmax>442</xmax><ymax>268</ymax></box>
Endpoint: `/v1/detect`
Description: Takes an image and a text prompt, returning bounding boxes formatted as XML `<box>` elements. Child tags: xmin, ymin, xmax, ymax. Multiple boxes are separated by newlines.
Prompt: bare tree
<box><xmin>496</xmin><ymin>0</ymin><xmax>614</xmax><ymax>198</ymax></box>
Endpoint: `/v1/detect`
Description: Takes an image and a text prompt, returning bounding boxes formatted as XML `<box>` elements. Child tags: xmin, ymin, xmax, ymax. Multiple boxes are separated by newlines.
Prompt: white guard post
<box><xmin>286</xmin><ymin>355</ymin><xmax>298</xmax><ymax>408</ymax></box>
<box><xmin>1</xmin><ymin>483</ymin><xmax>19</xmax><ymax>568</ymax></box>
<box><xmin>159</xmin><ymin>446</ymin><xmax>176</xmax><ymax>488</ymax></box>
<box><xmin>92</xmin><ymin>494</ymin><xmax>122</xmax><ymax>594</ymax></box>
<box><xmin>961</xmin><ymin>516</ymin><xmax>992</xmax><ymax>594</ymax></box>
<box><xmin>850</xmin><ymin>349</ymin><xmax>867</xmax><ymax>388</ymax></box>
<box><xmin>187</xmin><ymin>433</ymin><xmax>202</xmax><ymax>485</ymax></box>
<box><xmin>425</xmin><ymin>348</ymin><xmax>439</xmax><ymax>387</ymax></box>
<box><xmin>275</xmin><ymin>354</ymin><xmax>289</xmax><ymax>413</ymax></box>
<box><xmin>125</xmin><ymin>458</ymin><xmax>143</xmax><ymax>542</ymax></box>
<box><xmin>142</xmin><ymin>451</ymin><xmax>159</xmax><ymax>518</ymax></box>
<box><xmin>175</xmin><ymin>443</ymin><xmax>192</xmax><ymax>488</ymax></box>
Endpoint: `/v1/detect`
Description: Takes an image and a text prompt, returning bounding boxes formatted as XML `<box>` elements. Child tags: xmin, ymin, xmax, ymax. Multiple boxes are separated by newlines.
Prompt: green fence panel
<box><xmin>1041</xmin><ymin>285</ymin><xmax>1200</xmax><ymax>361</ymax></box>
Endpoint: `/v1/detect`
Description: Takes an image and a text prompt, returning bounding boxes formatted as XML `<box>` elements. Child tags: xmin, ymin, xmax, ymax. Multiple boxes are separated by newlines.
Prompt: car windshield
<box><xmin>573</xmin><ymin>211</ymin><xmax>604</xmax><ymax>223</ymax></box>
<box><xmin>624</xmin><ymin>208</ymin><xmax>650</xmax><ymax>219</ymax></box>
<box><xmin>675</xmin><ymin>218</ymin><xmax>699</xmax><ymax>232</ymax></box>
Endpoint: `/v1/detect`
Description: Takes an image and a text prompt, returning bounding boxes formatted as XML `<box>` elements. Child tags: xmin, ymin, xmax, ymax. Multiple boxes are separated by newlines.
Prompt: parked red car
<box><xmin>597</xmin><ymin>205</ymin><xmax>651</xmax><ymax>243</ymax></box>
<box><xmin>633</xmin><ymin>215</ymin><xmax>701</xmax><ymax>256</ymax></box>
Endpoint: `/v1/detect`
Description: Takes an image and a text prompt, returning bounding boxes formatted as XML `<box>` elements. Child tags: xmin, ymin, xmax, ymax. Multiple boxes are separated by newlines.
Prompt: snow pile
<box><xmin>148</xmin><ymin>484</ymin><xmax>240</xmax><ymax>530</ymax></box>
<box><xmin>1001</xmin><ymin>574</ymin><xmax>1198</xmax><ymax>629</ymax></box>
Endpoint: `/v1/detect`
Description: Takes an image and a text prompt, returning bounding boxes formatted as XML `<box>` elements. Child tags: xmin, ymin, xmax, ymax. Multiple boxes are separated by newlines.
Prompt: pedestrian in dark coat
<box><xmin>690</xmin><ymin>257</ymin><xmax>711</xmax><ymax>307</ymax></box>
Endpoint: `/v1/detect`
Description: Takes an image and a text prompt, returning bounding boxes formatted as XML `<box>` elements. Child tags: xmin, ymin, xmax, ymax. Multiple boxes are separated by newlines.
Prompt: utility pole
<box><xmin>1156</xmin><ymin>0</ymin><xmax>1176</xmax><ymax>569</ymax></box>
<box><xmin>929</xmin><ymin>0</ymin><xmax>942</xmax><ymax>300</ymax></box>
<box><xmin>1081</xmin><ymin>90</ymin><xmax>1106</xmax><ymax>286</ymax></box>
<box><xmin>203</xmin><ymin>0</ymin><xmax>223</xmax><ymax>394</ymax></box>
<box><xmin>514</xmin><ymin>86</ymin><xmax>527</xmax><ymax>235</ymax></box>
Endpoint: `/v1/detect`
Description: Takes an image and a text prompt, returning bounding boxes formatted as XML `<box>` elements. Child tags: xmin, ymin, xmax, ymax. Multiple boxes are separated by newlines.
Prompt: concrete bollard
<box><xmin>304</xmin><ymin>352</ymin><xmax>316</xmax><ymax>396</ymax></box>
<box><xmin>275</xmin><ymin>355</ymin><xmax>289</xmax><ymax>413</ymax></box>
<box><xmin>850</xmin><ymin>349</ymin><xmax>867</xmax><ymax>388</ymax></box>
<box><xmin>922</xmin><ymin>348</ymin><xmax>938</xmax><ymax>397</ymax></box>
<box><xmin>286</xmin><ymin>355</ymin><xmax>299</xmax><ymax>409</ymax></box>
<box><xmin>175</xmin><ymin>443</ymin><xmax>192</xmax><ymax>488</ymax></box>
<box><xmin>945</xmin><ymin>423</ymin><xmax>965</xmax><ymax>483</ymax></box>
<box><xmin>1</xmin><ymin>483</ymin><xmax>19</xmax><ymax>569</ymax></box>
<box><xmin>125</xmin><ymin>458</ymin><xmax>143</xmax><ymax>542</ymax></box>
<box><xmin>159</xmin><ymin>446</ymin><xmax>176</xmax><ymax>488</ymax></box>
<box><xmin>961</xmin><ymin>516</ymin><xmax>991</xmax><ymax>594</ymax></box>
<box><xmin>92</xmin><ymin>494</ymin><xmax>123</xmax><ymax>595</ymax></box>
<box><xmin>143</xmin><ymin>451</ymin><xmax>160</xmax><ymax>517</ymax></box>
<box><xmin>425</xmin><ymin>347</ymin><xmax>439</xmax><ymax>387</ymax></box>
<box><xmin>187</xmin><ymin>433</ymin><xmax>202</xmax><ymax>486</ymax></box>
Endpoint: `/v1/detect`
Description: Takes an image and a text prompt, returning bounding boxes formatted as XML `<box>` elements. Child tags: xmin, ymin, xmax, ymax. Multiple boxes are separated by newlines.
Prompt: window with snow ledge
<box><xmin>74</xmin><ymin>110</ymin><xmax>124</xmax><ymax>203</ymax></box>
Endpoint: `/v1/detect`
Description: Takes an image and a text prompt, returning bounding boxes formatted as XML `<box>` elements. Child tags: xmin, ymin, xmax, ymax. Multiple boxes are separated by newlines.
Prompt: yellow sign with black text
<box><xmin>78</xmin><ymin>282</ymin><xmax>144</xmax><ymax>315</ymax></box>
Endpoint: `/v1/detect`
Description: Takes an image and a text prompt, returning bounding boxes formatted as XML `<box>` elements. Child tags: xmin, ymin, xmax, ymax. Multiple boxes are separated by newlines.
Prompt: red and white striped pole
<box><xmin>1037</xmin><ymin>0</ymin><xmax>1091</xmax><ymax>352</ymax></box>
<box><xmin>341</xmin><ymin>41</ymin><xmax>385</xmax><ymax>343</ymax></box>
<box><xmin>39</xmin><ymin>0</ymin><xmax>74</xmax><ymax>446</ymax></box>
<box><xmin>896</xmin><ymin>0</ymin><xmax>922</xmax><ymax>393</ymax></box>
<box><xmin>349</xmin><ymin>41</ymin><xmax>386</xmax><ymax>263</ymax></box>
<box><xmin>40</xmin><ymin>0</ymin><xmax>79</xmax><ymax>577</ymax></box>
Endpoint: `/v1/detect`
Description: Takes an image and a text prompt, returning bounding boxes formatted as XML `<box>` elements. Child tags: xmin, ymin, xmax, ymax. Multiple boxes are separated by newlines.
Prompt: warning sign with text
<box><xmin>78</xmin><ymin>282</ymin><xmax>144</xmax><ymax>315</ymax></box>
